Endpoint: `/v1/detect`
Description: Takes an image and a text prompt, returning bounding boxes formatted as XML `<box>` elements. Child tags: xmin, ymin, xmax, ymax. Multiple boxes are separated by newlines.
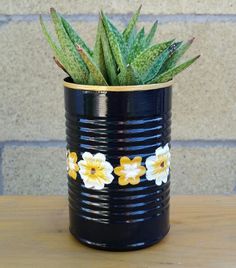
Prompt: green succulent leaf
<box><xmin>163</xmin><ymin>37</ymin><xmax>195</xmax><ymax>70</ymax></box>
<box><xmin>99</xmin><ymin>15</ymin><xmax>119</xmax><ymax>85</ymax></box>
<box><xmin>40</xmin><ymin>15</ymin><xmax>64</xmax><ymax>63</ymax></box>
<box><xmin>118</xmin><ymin>64</ymin><xmax>143</xmax><ymax>85</ymax></box>
<box><xmin>148</xmin><ymin>55</ymin><xmax>200</xmax><ymax>83</ymax></box>
<box><xmin>145</xmin><ymin>20</ymin><xmax>158</xmax><ymax>47</ymax></box>
<box><xmin>101</xmin><ymin>11</ymin><xmax>127</xmax><ymax>73</ymax></box>
<box><xmin>50</xmin><ymin>8</ymin><xmax>88</xmax><ymax>83</ymax></box>
<box><xmin>93</xmin><ymin>16</ymin><xmax>108</xmax><ymax>81</ymax></box>
<box><xmin>158</xmin><ymin>41</ymin><xmax>182</xmax><ymax>74</ymax></box>
<box><xmin>40</xmin><ymin>15</ymin><xmax>79</xmax><ymax>81</ymax></box>
<box><xmin>61</xmin><ymin>16</ymin><xmax>93</xmax><ymax>56</ymax></box>
<box><xmin>41</xmin><ymin>7</ymin><xmax>200</xmax><ymax>86</ymax></box>
<box><xmin>126</xmin><ymin>27</ymin><xmax>137</xmax><ymax>49</ymax></box>
<box><xmin>144</xmin><ymin>45</ymin><xmax>177</xmax><ymax>82</ymax></box>
<box><xmin>122</xmin><ymin>5</ymin><xmax>142</xmax><ymax>43</ymax></box>
<box><xmin>131</xmin><ymin>39</ymin><xmax>174</xmax><ymax>76</ymax></box>
<box><xmin>128</xmin><ymin>27</ymin><xmax>146</xmax><ymax>63</ymax></box>
<box><xmin>77</xmin><ymin>46</ymin><xmax>108</xmax><ymax>85</ymax></box>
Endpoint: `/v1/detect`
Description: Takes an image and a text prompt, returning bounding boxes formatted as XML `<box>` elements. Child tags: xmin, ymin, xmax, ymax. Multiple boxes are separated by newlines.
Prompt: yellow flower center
<box><xmin>82</xmin><ymin>161</ymin><xmax>109</xmax><ymax>183</ymax></box>
<box><xmin>153</xmin><ymin>155</ymin><xmax>168</xmax><ymax>174</ymax></box>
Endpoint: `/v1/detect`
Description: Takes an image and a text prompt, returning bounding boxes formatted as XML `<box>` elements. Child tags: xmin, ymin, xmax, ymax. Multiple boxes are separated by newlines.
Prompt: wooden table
<box><xmin>0</xmin><ymin>196</ymin><xmax>235</xmax><ymax>268</ymax></box>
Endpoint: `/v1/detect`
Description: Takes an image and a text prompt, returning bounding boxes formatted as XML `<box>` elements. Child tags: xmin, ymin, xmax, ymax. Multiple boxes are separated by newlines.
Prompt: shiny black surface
<box><xmin>64</xmin><ymin>78</ymin><xmax>172</xmax><ymax>251</ymax></box>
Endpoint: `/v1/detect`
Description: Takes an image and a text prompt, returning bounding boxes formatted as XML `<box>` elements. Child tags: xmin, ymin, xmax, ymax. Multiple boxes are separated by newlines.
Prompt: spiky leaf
<box><xmin>131</xmin><ymin>40</ymin><xmax>174</xmax><ymax>76</ymax></box>
<box><xmin>118</xmin><ymin>64</ymin><xmax>143</xmax><ymax>85</ymax></box>
<box><xmin>40</xmin><ymin>16</ymin><xmax>65</xmax><ymax>63</ymax></box>
<box><xmin>158</xmin><ymin>41</ymin><xmax>182</xmax><ymax>74</ymax></box>
<box><xmin>99</xmin><ymin>16</ymin><xmax>119</xmax><ymax>85</ymax></box>
<box><xmin>50</xmin><ymin>8</ymin><xmax>88</xmax><ymax>83</ymax></box>
<box><xmin>93</xmin><ymin>16</ymin><xmax>108</xmax><ymax>81</ymax></box>
<box><xmin>40</xmin><ymin>7</ymin><xmax>200</xmax><ymax>86</ymax></box>
<box><xmin>123</xmin><ymin>5</ymin><xmax>142</xmax><ymax>43</ymax></box>
<box><xmin>127</xmin><ymin>27</ymin><xmax>146</xmax><ymax>63</ymax></box>
<box><xmin>61</xmin><ymin>16</ymin><xmax>93</xmax><ymax>56</ymax></box>
<box><xmin>163</xmin><ymin>37</ymin><xmax>195</xmax><ymax>70</ymax></box>
<box><xmin>127</xmin><ymin>27</ymin><xmax>137</xmax><ymax>49</ymax></box>
<box><xmin>40</xmin><ymin>15</ymin><xmax>80</xmax><ymax>81</ymax></box>
<box><xmin>77</xmin><ymin>46</ymin><xmax>108</xmax><ymax>85</ymax></box>
<box><xmin>101</xmin><ymin>11</ymin><xmax>127</xmax><ymax>72</ymax></box>
<box><xmin>146</xmin><ymin>20</ymin><xmax>158</xmax><ymax>47</ymax></box>
<box><xmin>148</xmin><ymin>55</ymin><xmax>200</xmax><ymax>83</ymax></box>
<box><xmin>144</xmin><ymin>45</ymin><xmax>177</xmax><ymax>82</ymax></box>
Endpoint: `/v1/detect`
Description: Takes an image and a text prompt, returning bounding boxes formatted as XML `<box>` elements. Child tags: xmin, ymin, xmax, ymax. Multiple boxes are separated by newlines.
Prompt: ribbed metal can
<box><xmin>64</xmin><ymin>77</ymin><xmax>172</xmax><ymax>251</ymax></box>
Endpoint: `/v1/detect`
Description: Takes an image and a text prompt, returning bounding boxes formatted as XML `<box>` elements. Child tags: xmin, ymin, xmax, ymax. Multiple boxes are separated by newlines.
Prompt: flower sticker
<box><xmin>145</xmin><ymin>144</ymin><xmax>170</xmax><ymax>186</ymax></box>
<box><xmin>78</xmin><ymin>152</ymin><xmax>114</xmax><ymax>190</ymax></box>
<box><xmin>66</xmin><ymin>151</ymin><xmax>79</xmax><ymax>180</ymax></box>
<box><xmin>114</xmin><ymin>156</ymin><xmax>146</xmax><ymax>186</ymax></box>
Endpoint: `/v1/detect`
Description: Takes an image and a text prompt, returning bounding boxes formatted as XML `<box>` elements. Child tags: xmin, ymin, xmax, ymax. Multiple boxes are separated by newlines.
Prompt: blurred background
<box><xmin>0</xmin><ymin>0</ymin><xmax>235</xmax><ymax>195</ymax></box>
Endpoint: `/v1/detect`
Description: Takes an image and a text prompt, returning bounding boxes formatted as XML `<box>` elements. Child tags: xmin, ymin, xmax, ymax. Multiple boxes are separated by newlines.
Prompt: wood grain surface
<box><xmin>0</xmin><ymin>196</ymin><xmax>235</xmax><ymax>268</ymax></box>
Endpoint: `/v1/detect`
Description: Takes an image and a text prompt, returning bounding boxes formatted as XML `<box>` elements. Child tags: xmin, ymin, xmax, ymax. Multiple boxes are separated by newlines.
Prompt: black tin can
<box><xmin>64</xmin><ymin>77</ymin><xmax>172</xmax><ymax>251</ymax></box>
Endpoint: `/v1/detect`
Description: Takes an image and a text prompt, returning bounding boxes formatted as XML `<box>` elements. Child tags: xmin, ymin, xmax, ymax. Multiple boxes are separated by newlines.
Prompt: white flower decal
<box><xmin>145</xmin><ymin>144</ymin><xmax>171</xmax><ymax>186</ymax></box>
<box><xmin>78</xmin><ymin>152</ymin><xmax>114</xmax><ymax>190</ymax></box>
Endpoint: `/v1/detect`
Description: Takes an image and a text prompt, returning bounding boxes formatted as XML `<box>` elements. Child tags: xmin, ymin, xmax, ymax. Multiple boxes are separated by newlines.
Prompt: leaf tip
<box><xmin>188</xmin><ymin>37</ymin><xmax>195</xmax><ymax>44</ymax></box>
<box><xmin>50</xmin><ymin>7</ymin><xmax>56</xmax><ymax>14</ymax></box>
<box><xmin>100</xmin><ymin>10</ymin><xmax>105</xmax><ymax>17</ymax></box>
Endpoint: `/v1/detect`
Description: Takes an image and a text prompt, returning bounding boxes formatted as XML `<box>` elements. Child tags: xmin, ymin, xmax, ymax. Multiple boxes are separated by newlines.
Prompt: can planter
<box><xmin>64</xmin><ymin>77</ymin><xmax>172</xmax><ymax>251</ymax></box>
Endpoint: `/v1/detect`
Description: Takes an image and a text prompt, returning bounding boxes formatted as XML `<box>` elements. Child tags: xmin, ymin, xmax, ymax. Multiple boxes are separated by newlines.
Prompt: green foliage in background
<box><xmin>40</xmin><ymin>6</ymin><xmax>200</xmax><ymax>86</ymax></box>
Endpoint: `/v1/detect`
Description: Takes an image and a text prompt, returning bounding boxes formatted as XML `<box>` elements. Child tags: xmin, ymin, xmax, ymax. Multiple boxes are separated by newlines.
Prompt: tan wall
<box><xmin>0</xmin><ymin>1</ymin><xmax>235</xmax><ymax>195</ymax></box>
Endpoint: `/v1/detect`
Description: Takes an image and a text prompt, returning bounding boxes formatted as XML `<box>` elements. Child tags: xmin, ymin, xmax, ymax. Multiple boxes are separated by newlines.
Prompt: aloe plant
<box><xmin>40</xmin><ymin>6</ymin><xmax>199</xmax><ymax>86</ymax></box>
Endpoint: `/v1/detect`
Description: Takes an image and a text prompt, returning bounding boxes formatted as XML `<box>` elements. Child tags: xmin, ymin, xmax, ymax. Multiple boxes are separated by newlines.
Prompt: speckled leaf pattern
<box><xmin>131</xmin><ymin>40</ymin><xmax>174</xmax><ymax>76</ymax></box>
<box><xmin>122</xmin><ymin>5</ymin><xmax>142</xmax><ymax>43</ymax></box>
<box><xmin>146</xmin><ymin>20</ymin><xmax>158</xmax><ymax>47</ymax></box>
<box><xmin>118</xmin><ymin>64</ymin><xmax>143</xmax><ymax>85</ymax></box>
<box><xmin>93</xmin><ymin>38</ymin><xmax>107</xmax><ymax>81</ymax></box>
<box><xmin>40</xmin><ymin>15</ymin><xmax>77</xmax><ymax>80</ymax></box>
<box><xmin>127</xmin><ymin>28</ymin><xmax>137</xmax><ymax>50</ymax></box>
<box><xmin>77</xmin><ymin>46</ymin><xmax>108</xmax><ymax>85</ymax></box>
<box><xmin>128</xmin><ymin>27</ymin><xmax>146</xmax><ymax>63</ymax></box>
<box><xmin>101</xmin><ymin>12</ymin><xmax>127</xmax><ymax>72</ymax></box>
<box><xmin>100</xmin><ymin>16</ymin><xmax>119</xmax><ymax>85</ymax></box>
<box><xmin>50</xmin><ymin>8</ymin><xmax>88</xmax><ymax>83</ymax></box>
<box><xmin>168</xmin><ymin>41</ymin><xmax>183</xmax><ymax>54</ymax></box>
<box><xmin>40</xmin><ymin>16</ymin><xmax>64</xmax><ymax>63</ymax></box>
<box><xmin>93</xmin><ymin>17</ymin><xmax>108</xmax><ymax>81</ymax></box>
<box><xmin>163</xmin><ymin>38</ymin><xmax>195</xmax><ymax>70</ymax></box>
<box><xmin>148</xmin><ymin>55</ymin><xmax>200</xmax><ymax>83</ymax></box>
<box><xmin>61</xmin><ymin>16</ymin><xmax>93</xmax><ymax>56</ymax></box>
<box><xmin>158</xmin><ymin>41</ymin><xmax>183</xmax><ymax>74</ymax></box>
<box><xmin>144</xmin><ymin>46</ymin><xmax>175</xmax><ymax>83</ymax></box>
<box><xmin>41</xmin><ymin>7</ymin><xmax>199</xmax><ymax>85</ymax></box>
